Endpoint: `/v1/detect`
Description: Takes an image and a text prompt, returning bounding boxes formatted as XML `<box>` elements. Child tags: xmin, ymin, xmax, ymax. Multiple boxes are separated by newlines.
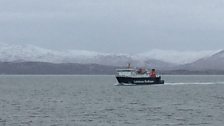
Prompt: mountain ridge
<box><xmin>178</xmin><ymin>49</ymin><xmax>224</xmax><ymax>71</ymax></box>
<box><xmin>0</xmin><ymin>43</ymin><xmax>224</xmax><ymax>74</ymax></box>
<box><xmin>0</xmin><ymin>43</ymin><xmax>218</xmax><ymax>64</ymax></box>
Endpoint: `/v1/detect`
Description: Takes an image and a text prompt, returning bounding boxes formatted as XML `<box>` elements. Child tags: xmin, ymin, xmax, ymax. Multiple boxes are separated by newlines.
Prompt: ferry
<box><xmin>115</xmin><ymin>66</ymin><xmax>164</xmax><ymax>85</ymax></box>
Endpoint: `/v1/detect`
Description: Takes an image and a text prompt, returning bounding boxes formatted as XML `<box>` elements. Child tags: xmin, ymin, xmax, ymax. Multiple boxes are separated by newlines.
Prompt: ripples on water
<box><xmin>0</xmin><ymin>75</ymin><xmax>224</xmax><ymax>126</ymax></box>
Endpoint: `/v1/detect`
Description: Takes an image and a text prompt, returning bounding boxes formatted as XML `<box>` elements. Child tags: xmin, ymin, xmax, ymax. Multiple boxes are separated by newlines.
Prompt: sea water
<box><xmin>0</xmin><ymin>75</ymin><xmax>224</xmax><ymax>126</ymax></box>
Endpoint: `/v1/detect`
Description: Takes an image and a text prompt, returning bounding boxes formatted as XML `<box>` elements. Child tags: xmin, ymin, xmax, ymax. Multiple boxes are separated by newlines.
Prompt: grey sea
<box><xmin>0</xmin><ymin>75</ymin><xmax>224</xmax><ymax>126</ymax></box>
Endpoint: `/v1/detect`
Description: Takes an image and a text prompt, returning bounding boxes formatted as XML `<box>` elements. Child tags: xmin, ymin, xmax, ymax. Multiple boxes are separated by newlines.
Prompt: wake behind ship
<box><xmin>115</xmin><ymin>67</ymin><xmax>164</xmax><ymax>85</ymax></box>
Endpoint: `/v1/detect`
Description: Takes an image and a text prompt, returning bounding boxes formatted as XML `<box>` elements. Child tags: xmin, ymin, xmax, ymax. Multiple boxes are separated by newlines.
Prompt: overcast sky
<box><xmin>0</xmin><ymin>0</ymin><xmax>224</xmax><ymax>53</ymax></box>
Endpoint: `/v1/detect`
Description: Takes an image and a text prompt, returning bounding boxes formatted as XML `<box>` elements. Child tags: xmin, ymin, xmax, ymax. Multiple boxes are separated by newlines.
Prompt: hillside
<box><xmin>0</xmin><ymin>62</ymin><xmax>117</xmax><ymax>75</ymax></box>
<box><xmin>0</xmin><ymin>43</ymin><xmax>223</xmax><ymax>74</ymax></box>
<box><xmin>179</xmin><ymin>50</ymin><xmax>224</xmax><ymax>71</ymax></box>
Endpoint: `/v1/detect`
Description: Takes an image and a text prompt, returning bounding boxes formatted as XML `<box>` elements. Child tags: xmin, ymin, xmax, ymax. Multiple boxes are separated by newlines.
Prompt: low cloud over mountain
<box><xmin>0</xmin><ymin>43</ymin><xmax>218</xmax><ymax>64</ymax></box>
<box><xmin>0</xmin><ymin>43</ymin><xmax>223</xmax><ymax>74</ymax></box>
<box><xmin>179</xmin><ymin>50</ymin><xmax>224</xmax><ymax>71</ymax></box>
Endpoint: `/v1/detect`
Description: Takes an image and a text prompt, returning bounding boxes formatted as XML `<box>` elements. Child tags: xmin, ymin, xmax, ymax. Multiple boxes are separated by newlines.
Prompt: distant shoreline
<box><xmin>1</xmin><ymin>73</ymin><xmax>224</xmax><ymax>75</ymax></box>
<box><xmin>0</xmin><ymin>61</ymin><xmax>224</xmax><ymax>75</ymax></box>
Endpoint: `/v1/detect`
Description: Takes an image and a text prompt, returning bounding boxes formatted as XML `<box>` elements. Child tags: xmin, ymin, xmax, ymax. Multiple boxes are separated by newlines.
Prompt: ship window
<box><xmin>116</xmin><ymin>70</ymin><xmax>135</xmax><ymax>76</ymax></box>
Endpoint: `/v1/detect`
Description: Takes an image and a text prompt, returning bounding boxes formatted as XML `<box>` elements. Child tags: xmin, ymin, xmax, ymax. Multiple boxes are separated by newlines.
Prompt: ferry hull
<box><xmin>116</xmin><ymin>76</ymin><xmax>164</xmax><ymax>85</ymax></box>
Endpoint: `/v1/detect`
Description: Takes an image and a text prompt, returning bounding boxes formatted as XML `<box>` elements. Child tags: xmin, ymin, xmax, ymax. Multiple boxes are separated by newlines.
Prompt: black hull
<box><xmin>116</xmin><ymin>76</ymin><xmax>164</xmax><ymax>85</ymax></box>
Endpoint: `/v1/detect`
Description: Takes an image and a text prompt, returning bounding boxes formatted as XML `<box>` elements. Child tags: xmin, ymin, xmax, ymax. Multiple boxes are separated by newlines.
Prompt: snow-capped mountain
<box><xmin>0</xmin><ymin>43</ymin><xmax>219</xmax><ymax>68</ymax></box>
<box><xmin>0</xmin><ymin>43</ymin><xmax>102</xmax><ymax>63</ymax></box>
<box><xmin>138</xmin><ymin>49</ymin><xmax>219</xmax><ymax>64</ymax></box>
<box><xmin>0</xmin><ymin>43</ymin><xmax>66</xmax><ymax>63</ymax></box>
<box><xmin>180</xmin><ymin>50</ymin><xmax>224</xmax><ymax>71</ymax></box>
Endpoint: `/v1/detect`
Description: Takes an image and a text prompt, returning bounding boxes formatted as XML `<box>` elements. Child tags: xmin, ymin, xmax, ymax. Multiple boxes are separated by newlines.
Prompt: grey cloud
<box><xmin>0</xmin><ymin>0</ymin><xmax>224</xmax><ymax>53</ymax></box>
